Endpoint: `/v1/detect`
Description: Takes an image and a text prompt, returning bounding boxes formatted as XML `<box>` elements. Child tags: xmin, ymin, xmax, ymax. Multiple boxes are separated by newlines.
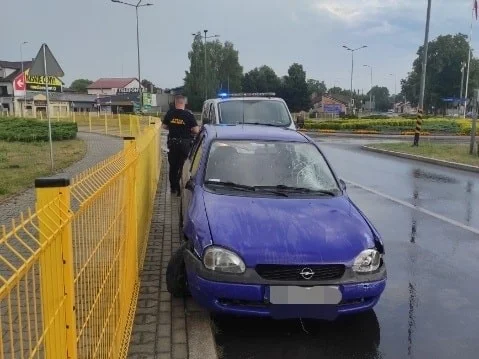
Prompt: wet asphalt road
<box><xmin>213</xmin><ymin>138</ymin><xmax>479</xmax><ymax>359</ymax></box>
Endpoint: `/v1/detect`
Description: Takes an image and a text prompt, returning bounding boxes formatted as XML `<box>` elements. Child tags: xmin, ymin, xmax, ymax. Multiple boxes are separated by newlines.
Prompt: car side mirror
<box><xmin>339</xmin><ymin>179</ymin><xmax>347</xmax><ymax>191</ymax></box>
<box><xmin>185</xmin><ymin>178</ymin><xmax>195</xmax><ymax>191</ymax></box>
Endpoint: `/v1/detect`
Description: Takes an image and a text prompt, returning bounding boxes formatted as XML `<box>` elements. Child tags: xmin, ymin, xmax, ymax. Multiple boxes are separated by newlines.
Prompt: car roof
<box><xmin>203</xmin><ymin>124</ymin><xmax>309</xmax><ymax>143</ymax></box>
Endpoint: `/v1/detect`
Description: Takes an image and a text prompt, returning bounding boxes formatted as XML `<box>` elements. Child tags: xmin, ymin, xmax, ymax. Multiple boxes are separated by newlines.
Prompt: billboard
<box><xmin>323</xmin><ymin>104</ymin><xmax>343</xmax><ymax>114</ymax></box>
<box><xmin>24</xmin><ymin>68</ymin><xmax>63</xmax><ymax>92</ymax></box>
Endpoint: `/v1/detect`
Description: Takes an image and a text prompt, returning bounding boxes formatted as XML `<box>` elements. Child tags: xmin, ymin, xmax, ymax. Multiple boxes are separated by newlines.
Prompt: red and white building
<box><xmin>87</xmin><ymin>78</ymin><xmax>145</xmax><ymax>96</ymax></box>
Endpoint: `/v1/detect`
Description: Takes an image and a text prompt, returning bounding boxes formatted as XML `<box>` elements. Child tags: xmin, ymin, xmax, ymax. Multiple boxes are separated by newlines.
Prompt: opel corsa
<box><xmin>167</xmin><ymin>124</ymin><xmax>387</xmax><ymax>320</ymax></box>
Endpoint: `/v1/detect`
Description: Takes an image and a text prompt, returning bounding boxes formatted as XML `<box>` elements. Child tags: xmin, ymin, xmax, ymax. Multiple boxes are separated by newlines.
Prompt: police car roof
<box><xmin>204</xmin><ymin>124</ymin><xmax>309</xmax><ymax>143</ymax></box>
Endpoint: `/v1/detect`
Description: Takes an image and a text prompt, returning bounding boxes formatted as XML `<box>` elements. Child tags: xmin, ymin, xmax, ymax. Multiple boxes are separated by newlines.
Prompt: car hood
<box><xmin>202</xmin><ymin>191</ymin><xmax>376</xmax><ymax>266</ymax></box>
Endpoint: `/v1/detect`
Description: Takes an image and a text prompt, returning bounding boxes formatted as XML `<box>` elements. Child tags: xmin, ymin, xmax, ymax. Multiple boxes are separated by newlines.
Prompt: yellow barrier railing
<box><xmin>0</xmin><ymin>123</ymin><xmax>161</xmax><ymax>358</ymax></box>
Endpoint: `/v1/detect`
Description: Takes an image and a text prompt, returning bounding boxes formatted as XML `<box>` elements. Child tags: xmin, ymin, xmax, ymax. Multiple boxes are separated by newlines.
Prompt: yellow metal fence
<box><xmin>0</xmin><ymin>122</ymin><xmax>161</xmax><ymax>358</ymax></box>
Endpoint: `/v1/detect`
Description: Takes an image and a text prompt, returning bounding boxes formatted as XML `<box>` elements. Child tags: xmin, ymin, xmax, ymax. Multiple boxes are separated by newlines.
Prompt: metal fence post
<box><xmin>35</xmin><ymin>177</ymin><xmax>78</xmax><ymax>359</ymax></box>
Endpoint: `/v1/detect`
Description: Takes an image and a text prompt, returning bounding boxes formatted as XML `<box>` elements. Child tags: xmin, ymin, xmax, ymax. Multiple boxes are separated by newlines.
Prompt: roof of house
<box><xmin>0</xmin><ymin>60</ymin><xmax>33</xmax><ymax>70</ymax></box>
<box><xmin>323</xmin><ymin>93</ymin><xmax>349</xmax><ymax>105</ymax></box>
<box><xmin>88</xmin><ymin>78</ymin><xmax>137</xmax><ymax>89</ymax></box>
<box><xmin>23</xmin><ymin>92</ymin><xmax>98</xmax><ymax>102</ymax></box>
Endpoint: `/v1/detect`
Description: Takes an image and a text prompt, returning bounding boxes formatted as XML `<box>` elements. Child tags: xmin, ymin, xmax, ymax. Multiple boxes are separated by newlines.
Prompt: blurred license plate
<box><xmin>269</xmin><ymin>286</ymin><xmax>342</xmax><ymax>305</ymax></box>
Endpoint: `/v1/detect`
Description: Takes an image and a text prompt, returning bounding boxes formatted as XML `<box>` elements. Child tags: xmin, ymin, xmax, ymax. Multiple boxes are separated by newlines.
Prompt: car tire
<box><xmin>166</xmin><ymin>242</ymin><xmax>190</xmax><ymax>298</ymax></box>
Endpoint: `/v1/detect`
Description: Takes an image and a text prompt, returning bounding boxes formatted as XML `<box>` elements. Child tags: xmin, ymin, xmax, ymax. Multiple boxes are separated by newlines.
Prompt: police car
<box><xmin>200</xmin><ymin>93</ymin><xmax>297</xmax><ymax>130</ymax></box>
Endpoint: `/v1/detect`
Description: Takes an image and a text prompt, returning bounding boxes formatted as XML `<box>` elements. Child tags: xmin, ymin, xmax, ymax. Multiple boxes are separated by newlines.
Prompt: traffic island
<box><xmin>127</xmin><ymin>158</ymin><xmax>218</xmax><ymax>359</ymax></box>
<box><xmin>363</xmin><ymin>143</ymin><xmax>479</xmax><ymax>173</ymax></box>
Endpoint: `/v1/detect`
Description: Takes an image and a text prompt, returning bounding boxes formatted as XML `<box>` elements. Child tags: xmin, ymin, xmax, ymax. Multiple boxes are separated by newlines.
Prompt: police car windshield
<box><xmin>204</xmin><ymin>140</ymin><xmax>340</xmax><ymax>193</ymax></box>
<box><xmin>218</xmin><ymin>100</ymin><xmax>291</xmax><ymax>126</ymax></box>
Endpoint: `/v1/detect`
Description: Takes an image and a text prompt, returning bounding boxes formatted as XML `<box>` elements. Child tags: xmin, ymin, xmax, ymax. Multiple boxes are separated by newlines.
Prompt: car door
<box><xmin>181</xmin><ymin>131</ymin><xmax>205</xmax><ymax>223</ymax></box>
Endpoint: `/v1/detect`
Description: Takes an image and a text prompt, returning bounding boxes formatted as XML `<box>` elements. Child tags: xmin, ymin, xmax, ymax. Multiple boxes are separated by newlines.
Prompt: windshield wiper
<box><xmin>205</xmin><ymin>181</ymin><xmax>288</xmax><ymax>197</ymax></box>
<box><xmin>205</xmin><ymin>180</ymin><xmax>257</xmax><ymax>192</ymax></box>
<box><xmin>255</xmin><ymin>185</ymin><xmax>337</xmax><ymax>196</ymax></box>
<box><xmin>248</xmin><ymin>122</ymin><xmax>286</xmax><ymax>127</ymax></box>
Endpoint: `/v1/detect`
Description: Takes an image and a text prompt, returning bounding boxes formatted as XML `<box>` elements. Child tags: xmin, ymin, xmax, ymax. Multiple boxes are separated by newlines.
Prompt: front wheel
<box><xmin>166</xmin><ymin>242</ymin><xmax>190</xmax><ymax>298</ymax></box>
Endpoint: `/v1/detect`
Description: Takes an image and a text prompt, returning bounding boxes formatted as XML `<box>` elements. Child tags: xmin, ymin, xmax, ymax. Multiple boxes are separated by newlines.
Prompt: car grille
<box><xmin>255</xmin><ymin>264</ymin><xmax>345</xmax><ymax>281</ymax></box>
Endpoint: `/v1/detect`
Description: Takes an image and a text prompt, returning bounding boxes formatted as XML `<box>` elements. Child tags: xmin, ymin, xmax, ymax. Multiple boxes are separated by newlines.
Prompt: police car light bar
<box><xmin>218</xmin><ymin>92</ymin><xmax>276</xmax><ymax>98</ymax></box>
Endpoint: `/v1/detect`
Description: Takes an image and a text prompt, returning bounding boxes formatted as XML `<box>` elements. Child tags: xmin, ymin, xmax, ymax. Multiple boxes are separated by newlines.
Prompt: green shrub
<box><xmin>0</xmin><ymin>118</ymin><xmax>78</xmax><ymax>142</ymax></box>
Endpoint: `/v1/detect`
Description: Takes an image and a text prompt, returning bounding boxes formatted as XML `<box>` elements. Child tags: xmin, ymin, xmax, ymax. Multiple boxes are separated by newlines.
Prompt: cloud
<box><xmin>309</xmin><ymin>0</ymin><xmax>414</xmax><ymax>24</ymax></box>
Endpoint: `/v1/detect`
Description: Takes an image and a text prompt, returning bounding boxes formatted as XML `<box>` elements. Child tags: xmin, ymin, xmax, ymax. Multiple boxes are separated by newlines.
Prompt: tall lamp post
<box><xmin>20</xmin><ymin>41</ymin><xmax>28</xmax><ymax>117</ymax></box>
<box><xmin>111</xmin><ymin>0</ymin><xmax>153</xmax><ymax>113</ymax></box>
<box><xmin>193</xmin><ymin>30</ymin><xmax>220</xmax><ymax>101</ymax></box>
<box><xmin>342</xmin><ymin>45</ymin><xmax>367</xmax><ymax>114</ymax></box>
<box><xmin>390</xmin><ymin>73</ymin><xmax>397</xmax><ymax>111</ymax></box>
<box><xmin>363</xmin><ymin>64</ymin><xmax>373</xmax><ymax>113</ymax></box>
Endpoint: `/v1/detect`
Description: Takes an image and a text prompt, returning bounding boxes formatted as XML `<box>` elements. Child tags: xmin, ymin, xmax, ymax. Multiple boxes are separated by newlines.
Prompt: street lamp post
<box><xmin>414</xmin><ymin>0</ymin><xmax>432</xmax><ymax>146</ymax></box>
<box><xmin>363</xmin><ymin>65</ymin><xmax>373</xmax><ymax>113</ymax></box>
<box><xmin>111</xmin><ymin>0</ymin><xmax>153</xmax><ymax>113</ymax></box>
<box><xmin>20</xmin><ymin>41</ymin><xmax>28</xmax><ymax>117</ymax></box>
<box><xmin>194</xmin><ymin>30</ymin><xmax>220</xmax><ymax>101</ymax></box>
<box><xmin>390</xmin><ymin>73</ymin><xmax>397</xmax><ymax>111</ymax></box>
<box><xmin>343</xmin><ymin>45</ymin><xmax>367</xmax><ymax>114</ymax></box>
<box><xmin>460</xmin><ymin>62</ymin><xmax>466</xmax><ymax>115</ymax></box>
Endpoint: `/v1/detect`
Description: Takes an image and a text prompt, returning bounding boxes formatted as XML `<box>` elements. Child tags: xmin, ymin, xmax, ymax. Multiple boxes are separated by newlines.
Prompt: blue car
<box><xmin>166</xmin><ymin>124</ymin><xmax>386</xmax><ymax>321</ymax></box>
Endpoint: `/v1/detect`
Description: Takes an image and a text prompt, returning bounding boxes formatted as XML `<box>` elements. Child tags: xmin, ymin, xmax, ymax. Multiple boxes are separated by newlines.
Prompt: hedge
<box><xmin>0</xmin><ymin>118</ymin><xmax>78</xmax><ymax>142</ymax></box>
<box><xmin>302</xmin><ymin>118</ymin><xmax>477</xmax><ymax>134</ymax></box>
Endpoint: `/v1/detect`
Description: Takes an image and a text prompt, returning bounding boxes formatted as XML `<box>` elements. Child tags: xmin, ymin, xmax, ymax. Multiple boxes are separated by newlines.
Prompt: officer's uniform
<box><xmin>162</xmin><ymin>108</ymin><xmax>198</xmax><ymax>194</ymax></box>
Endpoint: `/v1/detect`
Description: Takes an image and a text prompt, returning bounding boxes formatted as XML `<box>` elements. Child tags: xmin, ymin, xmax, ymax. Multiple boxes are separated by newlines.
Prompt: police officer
<box><xmin>162</xmin><ymin>95</ymin><xmax>199</xmax><ymax>196</ymax></box>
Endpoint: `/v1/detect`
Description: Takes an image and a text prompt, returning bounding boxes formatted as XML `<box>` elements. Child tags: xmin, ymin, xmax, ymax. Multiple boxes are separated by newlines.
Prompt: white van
<box><xmin>200</xmin><ymin>93</ymin><xmax>297</xmax><ymax>130</ymax></box>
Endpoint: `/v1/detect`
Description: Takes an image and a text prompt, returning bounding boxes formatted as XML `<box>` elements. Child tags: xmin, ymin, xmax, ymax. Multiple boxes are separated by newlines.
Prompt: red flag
<box><xmin>474</xmin><ymin>0</ymin><xmax>478</xmax><ymax>20</ymax></box>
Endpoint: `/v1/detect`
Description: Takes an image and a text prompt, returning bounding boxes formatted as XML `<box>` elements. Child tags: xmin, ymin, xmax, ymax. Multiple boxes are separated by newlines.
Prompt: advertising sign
<box><xmin>24</xmin><ymin>68</ymin><xmax>63</xmax><ymax>93</ymax></box>
<box><xmin>324</xmin><ymin>104</ymin><xmax>343</xmax><ymax>114</ymax></box>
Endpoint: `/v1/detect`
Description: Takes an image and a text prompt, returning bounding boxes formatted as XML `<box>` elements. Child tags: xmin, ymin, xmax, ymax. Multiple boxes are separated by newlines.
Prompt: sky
<box><xmin>1</xmin><ymin>0</ymin><xmax>477</xmax><ymax>95</ymax></box>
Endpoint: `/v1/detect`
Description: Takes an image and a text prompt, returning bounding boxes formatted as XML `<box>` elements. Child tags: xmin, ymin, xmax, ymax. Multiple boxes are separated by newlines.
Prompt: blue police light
<box><xmin>218</xmin><ymin>92</ymin><xmax>229</xmax><ymax>98</ymax></box>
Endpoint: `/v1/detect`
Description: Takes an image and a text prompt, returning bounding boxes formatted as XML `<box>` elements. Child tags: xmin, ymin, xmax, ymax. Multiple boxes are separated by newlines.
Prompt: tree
<box><xmin>242</xmin><ymin>65</ymin><xmax>281</xmax><ymax>93</ymax></box>
<box><xmin>141</xmin><ymin>79</ymin><xmax>159</xmax><ymax>93</ymax></box>
<box><xmin>280</xmin><ymin>63</ymin><xmax>310</xmax><ymax>112</ymax></box>
<box><xmin>307</xmin><ymin>79</ymin><xmax>327</xmax><ymax>97</ymax></box>
<box><xmin>368</xmin><ymin>86</ymin><xmax>391</xmax><ymax>111</ymax></box>
<box><xmin>401</xmin><ymin>33</ymin><xmax>479</xmax><ymax>112</ymax></box>
<box><xmin>184</xmin><ymin>36</ymin><xmax>243</xmax><ymax>110</ymax></box>
<box><xmin>70</xmin><ymin>79</ymin><xmax>92</xmax><ymax>93</ymax></box>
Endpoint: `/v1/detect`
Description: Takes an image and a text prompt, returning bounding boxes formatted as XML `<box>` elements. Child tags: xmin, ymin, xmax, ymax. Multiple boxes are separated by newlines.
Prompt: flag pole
<box><xmin>465</xmin><ymin>1</ymin><xmax>476</xmax><ymax>118</ymax></box>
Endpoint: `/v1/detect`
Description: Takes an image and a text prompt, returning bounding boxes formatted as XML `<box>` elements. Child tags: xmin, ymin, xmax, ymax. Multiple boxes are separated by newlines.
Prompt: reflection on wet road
<box><xmin>214</xmin><ymin>139</ymin><xmax>479</xmax><ymax>359</ymax></box>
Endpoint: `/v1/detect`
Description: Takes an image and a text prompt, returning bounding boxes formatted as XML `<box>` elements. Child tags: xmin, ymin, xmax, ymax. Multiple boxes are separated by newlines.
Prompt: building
<box><xmin>87</xmin><ymin>78</ymin><xmax>145</xmax><ymax>96</ymax></box>
<box><xmin>0</xmin><ymin>60</ymin><xmax>33</xmax><ymax>115</ymax></box>
<box><xmin>319</xmin><ymin>93</ymin><xmax>349</xmax><ymax>115</ymax></box>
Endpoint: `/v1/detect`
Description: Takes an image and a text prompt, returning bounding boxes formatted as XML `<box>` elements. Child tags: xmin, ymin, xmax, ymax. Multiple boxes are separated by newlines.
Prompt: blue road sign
<box><xmin>324</xmin><ymin>104</ymin><xmax>343</xmax><ymax>114</ymax></box>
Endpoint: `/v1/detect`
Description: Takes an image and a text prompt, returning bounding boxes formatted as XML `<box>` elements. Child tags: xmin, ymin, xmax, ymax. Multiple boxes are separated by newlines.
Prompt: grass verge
<box><xmin>368</xmin><ymin>142</ymin><xmax>479</xmax><ymax>167</ymax></box>
<box><xmin>0</xmin><ymin>139</ymin><xmax>87</xmax><ymax>200</ymax></box>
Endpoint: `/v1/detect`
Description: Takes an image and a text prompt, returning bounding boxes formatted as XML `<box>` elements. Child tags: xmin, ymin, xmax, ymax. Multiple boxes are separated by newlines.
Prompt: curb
<box><xmin>186</xmin><ymin>299</ymin><xmax>218</xmax><ymax>359</ymax></box>
<box><xmin>302</xmin><ymin>131</ymin><xmax>469</xmax><ymax>141</ymax></box>
<box><xmin>362</xmin><ymin>146</ymin><xmax>479</xmax><ymax>173</ymax></box>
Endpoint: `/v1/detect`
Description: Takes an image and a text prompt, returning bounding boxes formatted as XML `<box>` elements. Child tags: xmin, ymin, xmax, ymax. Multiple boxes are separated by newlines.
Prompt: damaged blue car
<box><xmin>166</xmin><ymin>124</ymin><xmax>386</xmax><ymax>320</ymax></box>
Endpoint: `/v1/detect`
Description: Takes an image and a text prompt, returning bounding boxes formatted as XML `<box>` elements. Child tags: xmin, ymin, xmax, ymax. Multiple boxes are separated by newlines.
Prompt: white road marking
<box><xmin>345</xmin><ymin>179</ymin><xmax>479</xmax><ymax>235</ymax></box>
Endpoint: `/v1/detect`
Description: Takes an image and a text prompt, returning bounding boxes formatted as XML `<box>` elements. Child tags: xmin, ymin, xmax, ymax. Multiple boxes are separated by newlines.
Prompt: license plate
<box><xmin>269</xmin><ymin>286</ymin><xmax>342</xmax><ymax>305</ymax></box>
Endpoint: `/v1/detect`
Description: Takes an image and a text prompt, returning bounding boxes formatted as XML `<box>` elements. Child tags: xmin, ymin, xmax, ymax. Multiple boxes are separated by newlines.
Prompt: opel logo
<box><xmin>300</xmin><ymin>268</ymin><xmax>315</xmax><ymax>280</ymax></box>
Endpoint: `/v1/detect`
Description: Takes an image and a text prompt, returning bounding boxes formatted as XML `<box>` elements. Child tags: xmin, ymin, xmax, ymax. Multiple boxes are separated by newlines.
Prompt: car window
<box><xmin>190</xmin><ymin>136</ymin><xmax>205</xmax><ymax>176</ymax></box>
<box><xmin>204</xmin><ymin>140</ymin><xmax>339</xmax><ymax>192</ymax></box>
<box><xmin>209</xmin><ymin>103</ymin><xmax>217</xmax><ymax>123</ymax></box>
<box><xmin>218</xmin><ymin>100</ymin><xmax>291</xmax><ymax>126</ymax></box>
<box><xmin>201</xmin><ymin>102</ymin><xmax>210</xmax><ymax>122</ymax></box>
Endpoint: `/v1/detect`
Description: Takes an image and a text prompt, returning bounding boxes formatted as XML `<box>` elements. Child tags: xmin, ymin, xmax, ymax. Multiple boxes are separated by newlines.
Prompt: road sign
<box><xmin>28</xmin><ymin>43</ymin><xmax>65</xmax><ymax>173</ymax></box>
<box><xmin>29</xmin><ymin>44</ymin><xmax>64</xmax><ymax>77</ymax></box>
<box><xmin>14</xmin><ymin>73</ymin><xmax>26</xmax><ymax>92</ymax></box>
<box><xmin>324</xmin><ymin>104</ymin><xmax>342</xmax><ymax>114</ymax></box>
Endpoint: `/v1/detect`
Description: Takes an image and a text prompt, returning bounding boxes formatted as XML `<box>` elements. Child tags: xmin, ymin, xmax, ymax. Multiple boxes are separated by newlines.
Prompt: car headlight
<box><xmin>203</xmin><ymin>246</ymin><xmax>246</xmax><ymax>274</ymax></box>
<box><xmin>352</xmin><ymin>249</ymin><xmax>381</xmax><ymax>273</ymax></box>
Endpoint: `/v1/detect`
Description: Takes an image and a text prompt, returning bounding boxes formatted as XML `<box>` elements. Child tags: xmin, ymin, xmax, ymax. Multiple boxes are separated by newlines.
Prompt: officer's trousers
<box><xmin>167</xmin><ymin>142</ymin><xmax>188</xmax><ymax>193</ymax></box>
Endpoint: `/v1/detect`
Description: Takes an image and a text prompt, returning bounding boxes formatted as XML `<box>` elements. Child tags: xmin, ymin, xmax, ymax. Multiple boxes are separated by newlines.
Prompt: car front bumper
<box><xmin>184</xmin><ymin>250</ymin><xmax>387</xmax><ymax>320</ymax></box>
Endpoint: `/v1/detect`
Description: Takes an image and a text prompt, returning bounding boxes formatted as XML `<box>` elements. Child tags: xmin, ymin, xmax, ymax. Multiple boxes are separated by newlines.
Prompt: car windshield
<box><xmin>218</xmin><ymin>100</ymin><xmax>291</xmax><ymax>126</ymax></box>
<box><xmin>204</xmin><ymin>140</ymin><xmax>340</xmax><ymax>193</ymax></box>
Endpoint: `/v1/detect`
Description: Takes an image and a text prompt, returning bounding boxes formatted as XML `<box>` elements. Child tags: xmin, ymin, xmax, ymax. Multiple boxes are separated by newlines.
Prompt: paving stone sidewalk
<box><xmin>0</xmin><ymin>131</ymin><xmax>122</xmax><ymax>226</ymax></box>
<box><xmin>128</xmin><ymin>154</ymin><xmax>217</xmax><ymax>359</ymax></box>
